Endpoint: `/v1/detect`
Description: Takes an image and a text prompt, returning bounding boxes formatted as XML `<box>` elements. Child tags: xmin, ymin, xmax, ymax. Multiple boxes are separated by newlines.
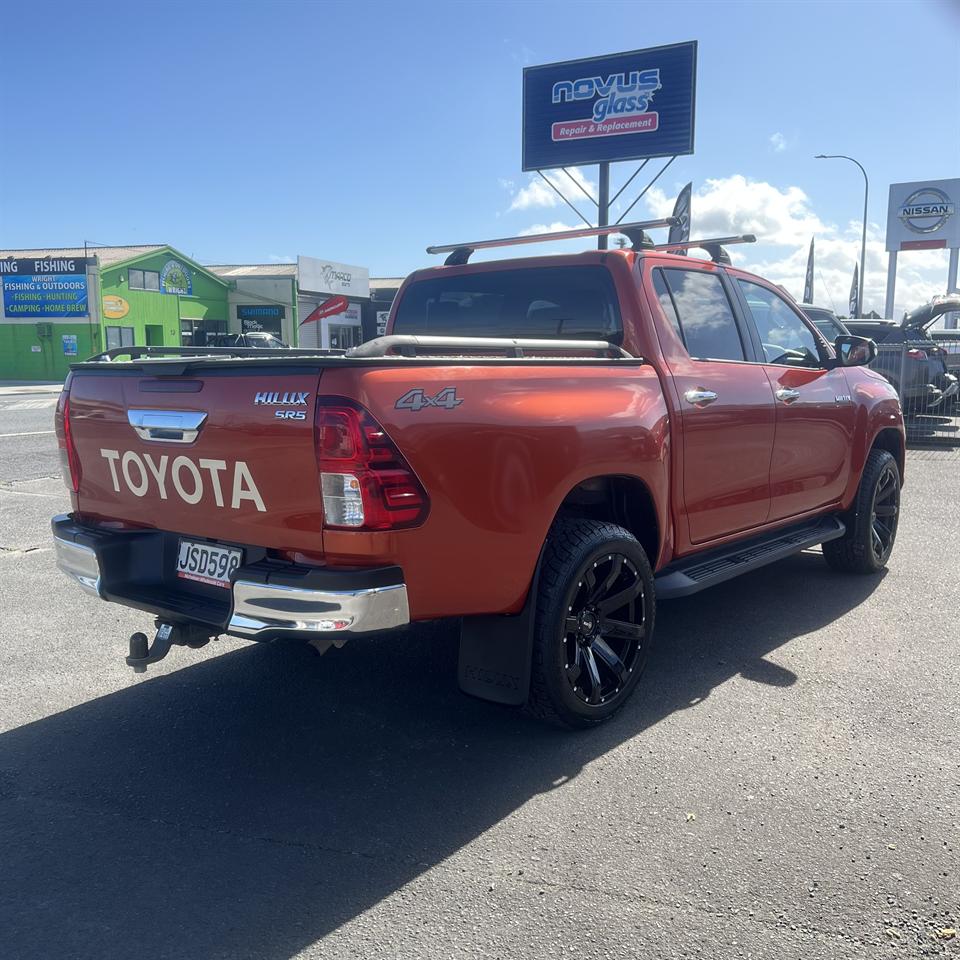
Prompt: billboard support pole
<box><xmin>616</xmin><ymin>156</ymin><xmax>676</xmax><ymax>224</ymax></box>
<box><xmin>884</xmin><ymin>252</ymin><xmax>898</xmax><ymax>319</ymax></box>
<box><xmin>561</xmin><ymin>168</ymin><xmax>599</xmax><ymax>208</ymax></box>
<box><xmin>535</xmin><ymin>171</ymin><xmax>593</xmax><ymax>228</ymax></box>
<box><xmin>597</xmin><ymin>163</ymin><xmax>610</xmax><ymax>250</ymax></box>
<box><xmin>609</xmin><ymin>160</ymin><xmax>651</xmax><ymax>206</ymax></box>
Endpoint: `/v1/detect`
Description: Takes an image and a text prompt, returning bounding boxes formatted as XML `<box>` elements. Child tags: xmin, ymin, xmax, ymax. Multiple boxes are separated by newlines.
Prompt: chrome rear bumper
<box><xmin>228</xmin><ymin>578</ymin><xmax>409</xmax><ymax>637</ymax></box>
<box><xmin>53</xmin><ymin>534</ymin><xmax>102</xmax><ymax>597</ymax></box>
<box><xmin>51</xmin><ymin>514</ymin><xmax>409</xmax><ymax>641</ymax></box>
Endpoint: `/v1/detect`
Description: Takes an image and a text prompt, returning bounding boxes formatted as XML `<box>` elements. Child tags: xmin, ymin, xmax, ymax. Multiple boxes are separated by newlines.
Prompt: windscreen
<box><xmin>392</xmin><ymin>266</ymin><xmax>623</xmax><ymax>342</ymax></box>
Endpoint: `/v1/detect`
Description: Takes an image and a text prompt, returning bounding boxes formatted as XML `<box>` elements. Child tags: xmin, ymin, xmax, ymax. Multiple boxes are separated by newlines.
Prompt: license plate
<box><xmin>176</xmin><ymin>539</ymin><xmax>243</xmax><ymax>589</ymax></box>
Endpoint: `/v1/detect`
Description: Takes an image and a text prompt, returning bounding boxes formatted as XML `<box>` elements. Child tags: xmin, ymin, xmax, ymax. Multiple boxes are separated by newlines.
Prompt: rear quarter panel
<box><xmin>319</xmin><ymin>362</ymin><xmax>670</xmax><ymax>619</ymax></box>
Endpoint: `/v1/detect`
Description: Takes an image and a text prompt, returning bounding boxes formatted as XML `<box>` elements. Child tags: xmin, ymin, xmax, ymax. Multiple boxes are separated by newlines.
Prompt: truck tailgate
<box><xmin>69</xmin><ymin>371</ymin><xmax>326</xmax><ymax>554</ymax></box>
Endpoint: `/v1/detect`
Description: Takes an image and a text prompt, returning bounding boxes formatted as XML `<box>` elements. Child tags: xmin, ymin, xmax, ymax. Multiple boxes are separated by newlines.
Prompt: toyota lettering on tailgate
<box><xmin>99</xmin><ymin>449</ymin><xmax>266</xmax><ymax>511</ymax></box>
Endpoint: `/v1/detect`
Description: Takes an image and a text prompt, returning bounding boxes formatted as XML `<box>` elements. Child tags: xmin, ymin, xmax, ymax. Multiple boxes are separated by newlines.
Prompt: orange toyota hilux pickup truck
<box><xmin>52</xmin><ymin>222</ymin><xmax>904</xmax><ymax>727</ymax></box>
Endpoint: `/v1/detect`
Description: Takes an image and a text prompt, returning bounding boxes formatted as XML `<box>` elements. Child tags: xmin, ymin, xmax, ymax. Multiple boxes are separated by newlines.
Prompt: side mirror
<box><xmin>833</xmin><ymin>335</ymin><xmax>877</xmax><ymax>367</ymax></box>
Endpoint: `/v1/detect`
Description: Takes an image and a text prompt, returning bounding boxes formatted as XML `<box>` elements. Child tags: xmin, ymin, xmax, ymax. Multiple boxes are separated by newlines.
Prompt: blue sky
<box><xmin>0</xmin><ymin>0</ymin><xmax>957</xmax><ymax>314</ymax></box>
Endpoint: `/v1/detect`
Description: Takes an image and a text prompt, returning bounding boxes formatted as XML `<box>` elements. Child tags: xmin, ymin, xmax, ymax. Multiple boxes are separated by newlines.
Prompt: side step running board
<box><xmin>655</xmin><ymin>516</ymin><xmax>846</xmax><ymax>600</ymax></box>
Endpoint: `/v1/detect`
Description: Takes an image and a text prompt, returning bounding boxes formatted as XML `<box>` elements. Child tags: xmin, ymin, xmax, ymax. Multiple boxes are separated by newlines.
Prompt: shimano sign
<box><xmin>522</xmin><ymin>42</ymin><xmax>697</xmax><ymax>171</ymax></box>
<box><xmin>886</xmin><ymin>179</ymin><xmax>960</xmax><ymax>251</ymax></box>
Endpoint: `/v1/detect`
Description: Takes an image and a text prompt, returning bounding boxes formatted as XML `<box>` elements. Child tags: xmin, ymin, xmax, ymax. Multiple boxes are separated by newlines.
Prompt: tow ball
<box><xmin>126</xmin><ymin>621</ymin><xmax>215</xmax><ymax>674</ymax></box>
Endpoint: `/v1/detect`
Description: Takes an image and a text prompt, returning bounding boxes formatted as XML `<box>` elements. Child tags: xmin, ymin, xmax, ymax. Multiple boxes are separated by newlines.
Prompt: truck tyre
<box><xmin>526</xmin><ymin>518</ymin><xmax>655</xmax><ymax>728</ymax></box>
<box><xmin>823</xmin><ymin>448</ymin><xmax>901</xmax><ymax>574</ymax></box>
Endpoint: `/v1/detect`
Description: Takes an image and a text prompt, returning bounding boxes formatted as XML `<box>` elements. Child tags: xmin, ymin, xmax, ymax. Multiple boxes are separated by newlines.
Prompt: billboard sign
<box><xmin>0</xmin><ymin>257</ymin><xmax>91</xmax><ymax>320</ymax></box>
<box><xmin>886</xmin><ymin>179</ymin><xmax>960</xmax><ymax>251</ymax></box>
<box><xmin>298</xmin><ymin>256</ymin><xmax>369</xmax><ymax>299</ymax></box>
<box><xmin>522</xmin><ymin>42</ymin><xmax>697</xmax><ymax>171</ymax></box>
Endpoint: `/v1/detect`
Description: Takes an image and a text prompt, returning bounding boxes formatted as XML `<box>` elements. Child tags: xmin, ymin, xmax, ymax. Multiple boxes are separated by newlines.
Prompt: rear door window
<box><xmin>392</xmin><ymin>266</ymin><xmax>623</xmax><ymax>342</ymax></box>
<box><xmin>660</xmin><ymin>268</ymin><xmax>746</xmax><ymax>361</ymax></box>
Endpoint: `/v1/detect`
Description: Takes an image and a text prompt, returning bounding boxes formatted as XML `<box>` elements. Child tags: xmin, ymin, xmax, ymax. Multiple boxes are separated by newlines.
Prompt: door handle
<box><xmin>775</xmin><ymin>388</ymin><xmax>801</xmax><ymax>404</ymax></box>
<box><xmin>684</xmin><ymin>387</ymin><xmax>719</xmax><ymax>407</ymax></box>
<box><xmin>128</xmin><ymin>409</ymin><xmax>207</xmax><ymax>443</ymax></box>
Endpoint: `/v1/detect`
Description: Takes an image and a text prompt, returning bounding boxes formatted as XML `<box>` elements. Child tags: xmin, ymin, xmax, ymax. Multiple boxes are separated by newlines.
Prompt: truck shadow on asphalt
<box><xmin>0</xmin><ymin>551</ymin><xmax>883</xmax><ymax>959</ymax></box>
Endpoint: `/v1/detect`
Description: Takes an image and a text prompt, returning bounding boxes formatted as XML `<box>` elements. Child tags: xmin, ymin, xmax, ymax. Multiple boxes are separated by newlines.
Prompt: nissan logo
<box><xmin>898</xmin><ymin>187</ymin><xmax>955</xmax><ymax>234</ymax></box>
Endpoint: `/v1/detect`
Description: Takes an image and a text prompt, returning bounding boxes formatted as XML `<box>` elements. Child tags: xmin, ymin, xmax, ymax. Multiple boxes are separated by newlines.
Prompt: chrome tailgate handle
<box><xmin>775</xmin><ymin>387</ymin><xmax>801</xmax><ymax>404</ymax></box>
<box><xmin>128</xmin><ymin>409</ymin><xmax>207</xmax><ymax>443</ymax></box>
<box><xmin>684</xmin><ymin>387</ymin><xmax>718</xmax><ymax>407</ymax></box>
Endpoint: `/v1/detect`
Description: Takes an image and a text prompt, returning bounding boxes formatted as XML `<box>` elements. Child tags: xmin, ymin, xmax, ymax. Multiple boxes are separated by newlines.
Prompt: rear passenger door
<box><xmin>733</xmin><ymin>278</ymin><xmax>855</xmax><ymax>521</ymax></box>
<box><xmin>652</xmin><ymin>267</ymin><xmax>776</xmax><ymax>546</ymax></box>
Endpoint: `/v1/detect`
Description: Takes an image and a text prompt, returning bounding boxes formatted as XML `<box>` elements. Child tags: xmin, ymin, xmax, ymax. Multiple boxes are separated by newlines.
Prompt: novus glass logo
<box><xmin>551</xmin><ymin>68</ymin><xmax>661</xmax><ymax>142</ymax></box>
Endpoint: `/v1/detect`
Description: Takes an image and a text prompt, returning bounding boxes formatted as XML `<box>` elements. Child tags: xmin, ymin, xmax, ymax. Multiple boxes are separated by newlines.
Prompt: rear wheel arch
<box><xmin>550</xmin><ymin>475</ymin><xmax>660</xmax><ymax>567</ymax></box>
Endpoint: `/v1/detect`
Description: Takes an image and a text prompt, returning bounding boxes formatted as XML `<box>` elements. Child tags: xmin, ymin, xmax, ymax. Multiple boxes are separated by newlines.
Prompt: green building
<box><xmin>0</xmin><ymin>245</ymin><xmax>230</xmax><ymax>380</ymax></box>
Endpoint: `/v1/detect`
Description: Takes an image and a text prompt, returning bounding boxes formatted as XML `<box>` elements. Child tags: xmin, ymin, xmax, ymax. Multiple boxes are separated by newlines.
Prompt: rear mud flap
<box><xmin>457</xmin><ymin>564</ymin><xmax>540</xmax><ymax>707</ymax></box>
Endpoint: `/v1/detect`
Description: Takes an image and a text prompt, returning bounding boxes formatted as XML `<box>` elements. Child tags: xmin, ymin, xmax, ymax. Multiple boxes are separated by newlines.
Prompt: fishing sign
<box><xmin>522</xmin><ymin>42</ymin><xmax>697</xmax><ymax>171</ymax></box>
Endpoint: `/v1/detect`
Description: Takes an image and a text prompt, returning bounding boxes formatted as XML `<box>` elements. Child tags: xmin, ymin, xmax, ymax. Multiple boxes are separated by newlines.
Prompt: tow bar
<box><xmin>126</xmin><ymin>621</ymin><xmax>217</xmax><ymax>673</ymax></box>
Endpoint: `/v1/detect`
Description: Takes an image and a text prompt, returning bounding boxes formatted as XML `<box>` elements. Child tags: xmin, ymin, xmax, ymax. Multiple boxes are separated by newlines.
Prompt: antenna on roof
<box><xmin>648</xmin><ymin>234</ymin><xmax>757</xmax><ymax>264</ymax></box>
<box><xmin>427</xmin><ymin>218</ymin><xmax>679</xmax><ymax>266</ymax></box>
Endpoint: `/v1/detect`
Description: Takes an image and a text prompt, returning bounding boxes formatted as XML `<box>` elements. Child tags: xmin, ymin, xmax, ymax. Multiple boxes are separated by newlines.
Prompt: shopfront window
<box><xmin>329</xmin><ymin>324</ymin><xmax>362</xmax><ymax>349</ymax></box>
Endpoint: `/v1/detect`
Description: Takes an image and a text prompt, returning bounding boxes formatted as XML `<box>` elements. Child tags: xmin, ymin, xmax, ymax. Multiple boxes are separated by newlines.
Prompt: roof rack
<box><xmin>647</xmin><ymin>234</ymin><xmax>757</xmax><ymax>265</ymax></box>
<box><xmin>427</xmin><ymin>218</ymin><xmax>679</xmax><ymax>266</ymax></box>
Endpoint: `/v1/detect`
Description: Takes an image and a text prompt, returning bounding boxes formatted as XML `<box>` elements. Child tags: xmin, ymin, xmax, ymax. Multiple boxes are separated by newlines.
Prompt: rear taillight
<box><xmin>907</xmin><ymin>348</ymin><xmax>928</xmax><ymax>360</ymax></box>
<box><xmin>314</xmin><ymin>398</ymin><xmax>428</xmax><ymax>530</ymax></box>
<box><xmin>54</xmin><ymin>373</ymin><xmax>81</xmax><ymax>493</ymax></box>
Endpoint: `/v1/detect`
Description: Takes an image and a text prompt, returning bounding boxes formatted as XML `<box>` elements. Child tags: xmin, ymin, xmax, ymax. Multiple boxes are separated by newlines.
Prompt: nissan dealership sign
<box><xmin>886</xmin><ymin>179</ymin><xmax>960</xmax><ymax>251</ymax></box>
<box><xmin>297</xmin><ymin>256</ymin><xmax>369</xmax><ymax>299</ymax></box>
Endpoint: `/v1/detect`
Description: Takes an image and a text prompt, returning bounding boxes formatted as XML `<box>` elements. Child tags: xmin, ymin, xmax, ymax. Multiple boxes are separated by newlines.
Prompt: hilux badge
<box><xmin>254</xmin><ymin>391</ymin><xmax>309</xmax><ymax>405</ymax></box>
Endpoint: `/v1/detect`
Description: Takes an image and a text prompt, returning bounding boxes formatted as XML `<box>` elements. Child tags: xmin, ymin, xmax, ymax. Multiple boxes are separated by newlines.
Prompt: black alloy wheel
<box><xmin>526</xmin><ymin>518</ymin><xmax>656</xmax><ymax>728</ymax></box>
<box><xmin>823</xmin><ymin>448</ymin><xmax>901</xmax><ymax>574</ymax></box>
<box><xmin>869</xmin><ymin>461</ymin><xmax>900</xmax><ymax>564</ymax></box>
<box><xmin>562</xmin><ymin>552</ymin><xmax>645</xmax><ymax>706</ymax></box>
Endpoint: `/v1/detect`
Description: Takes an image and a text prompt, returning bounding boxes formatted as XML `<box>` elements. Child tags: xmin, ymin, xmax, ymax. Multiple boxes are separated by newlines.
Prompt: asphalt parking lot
<box><xmin>1</xmin><ymin>386</ymin><xmax>957</xmax><ymax>960</ymax></box>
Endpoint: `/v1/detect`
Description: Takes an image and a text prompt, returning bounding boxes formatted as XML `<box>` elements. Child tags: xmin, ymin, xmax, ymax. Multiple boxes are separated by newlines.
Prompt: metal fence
<box><xmin>873</xmin><ymin>338</ymin><xmax>960</xmax><ymax>446</ymax></box>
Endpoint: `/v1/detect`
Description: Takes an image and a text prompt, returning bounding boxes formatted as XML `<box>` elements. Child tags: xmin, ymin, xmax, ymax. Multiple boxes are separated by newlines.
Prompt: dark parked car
<box><xmin>930</xmin><ymin>329</ymin><xmax>960</xmax><ymax>376</ymax></box>
<box><xmin>207</xmin><ymin>332</ymin><xmax>289</xmax><ymax>349</ymax></box>
<box><xmin>842</xmin><ymin>298</ymin><xmax>960</xmax><ymax>413</ymax></box>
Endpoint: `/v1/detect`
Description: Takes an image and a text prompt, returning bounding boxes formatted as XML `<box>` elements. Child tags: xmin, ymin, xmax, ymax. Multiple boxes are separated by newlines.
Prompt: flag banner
<box><xmin>668</xmin><ymin>182</ymin><xmax>692</xmax><ymax>253</ymax></box>
<box><xmin>848</xmin><ymin>264</ymin><xmax>859</xmax><ymax>318</ymax></box>
<box><xmin>803</xmin><ymin>238</ymin><xmax>815</xmax><ymax>304</ymax></box>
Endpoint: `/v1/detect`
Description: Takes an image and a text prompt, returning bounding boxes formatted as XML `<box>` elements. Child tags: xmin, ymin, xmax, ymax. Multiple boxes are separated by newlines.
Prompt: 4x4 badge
<box><xmin>395</xmin><ymin>387</ymin><xmax>463</xmax><ymax>411</ymax></box>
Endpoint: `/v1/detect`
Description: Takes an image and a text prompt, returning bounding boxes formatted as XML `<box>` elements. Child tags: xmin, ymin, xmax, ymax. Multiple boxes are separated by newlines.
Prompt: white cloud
<box><xmin>643</xmin><ymin>175</ymin><xmax>951</xmax><ymax>317</ymax></box>
<box><xmin>769</xmin><ymin>132</ymin><xmax>787</xmax><ymax>153</ymax></box>
<box><xmin>508</xmin><ymin>168</ymin><xmax>596</xmax><ymax>212</ymax></box>
<box><xmin>518</xmin><ymin>221</ymin><xmax>580</xmax><ymax>236</ymax></box>
<box><xmin>645</xmin><ymin>175</ymin><xmax>826</xmax><ymax>247</ymax></box>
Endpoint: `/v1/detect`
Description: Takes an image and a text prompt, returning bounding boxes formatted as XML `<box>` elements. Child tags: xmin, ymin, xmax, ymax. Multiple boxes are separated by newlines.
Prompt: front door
<box><xmin>734</xmin><ymin>278</ymin><xmax>855</xmax><ymax>521</ymax></box>
<box><xmin>652</xmin><ymin>267</ymin><xmax>777</xmax><ymax>545</ymax></box>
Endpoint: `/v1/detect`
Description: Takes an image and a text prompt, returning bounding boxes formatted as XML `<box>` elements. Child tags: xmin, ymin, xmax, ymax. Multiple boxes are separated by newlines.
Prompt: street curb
<box><xmin>0</xmin><ymin>382</ymin><xmax>64</xmax><ymax>396</ymax></box>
